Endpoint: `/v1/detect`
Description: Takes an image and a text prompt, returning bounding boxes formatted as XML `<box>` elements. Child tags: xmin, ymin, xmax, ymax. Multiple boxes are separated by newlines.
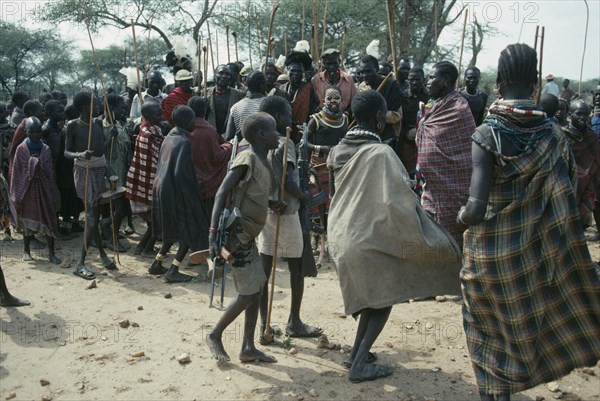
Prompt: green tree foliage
<box><xmin>213</xmin><ymin>0</ymin><xmax>468</xmax><ymax>70</ymax></box>
<box><xmin>39</xmin><ymin>0</ymin><xmax>219</xmax><ymax>50</ymax></box>
<box><xmin>0</xmin><ymin>21</ymin><xmax>73</xmax><ymax>95</ymax></box>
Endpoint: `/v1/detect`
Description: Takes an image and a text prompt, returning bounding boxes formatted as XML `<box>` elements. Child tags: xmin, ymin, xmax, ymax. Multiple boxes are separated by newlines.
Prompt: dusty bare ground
<box><xmin>1</xmin><ymin>219</ymin><xmax>599</xmax><ymax>401</ymax></box>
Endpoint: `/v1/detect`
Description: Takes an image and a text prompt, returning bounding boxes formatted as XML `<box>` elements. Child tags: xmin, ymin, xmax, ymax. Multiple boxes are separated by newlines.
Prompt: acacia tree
<box><xmin>0</xmin><ymin>21</ymin><xmax>72</xmax><ymax>95</ymax></box>
<box><xmin>39</xmin><ymin>0</ymin><xmax>219</xmax><ymax>50</ymax></box>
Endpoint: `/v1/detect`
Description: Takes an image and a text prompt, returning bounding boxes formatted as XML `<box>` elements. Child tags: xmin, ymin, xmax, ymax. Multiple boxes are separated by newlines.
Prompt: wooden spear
<box><xmin>263</xmin><ymin>126</ymin><xmax>291</xmax><ymax>343</ymax></box>
<box><xmin>203</xmin><ymin>42</ymin><xmax>209</xmax><ymax>98</ymax></box>
<box><xmin>264</xmin><ymin>0</ymin><xmax>281</xmax><ymax>71</ymax></box>
<box><xmin>232</xmin><ymin>31</ymin><xmax>239</xmax><ymax>62</ymax></box>
<box><xmin>340</xmin><ymin>25</ymin><xmax>348</xmax><ymax>69</ymax></box>
<box><xmin>321</xmin><ymin>0</ymin><xmax>329</xmax><ymax>55</ymax></box>
<box><xmin>226</xmin><ymin>25</ymin><xmax>231</xmax><ymax>63</ymax></box>
<box><xmin>197</xmin><ymin>33</ymin><xmax>202</xmax><ymax>95</ymax></box>
<box><xmin>207</xmin><ymin>21</ymin><xmax>215</xmax><ymax>72</ymax></box>
<box><xmin>255</xmin><ymin>17</ymin><xmax>263</xmax><ymax>66</ymax></box>
<box><xmin>130</xmin><ymin>20</ymin><xmax>144</xmax><ymax>106</ymax></box>
<box><xmin>535</xmin><ymin>26</ymin><xmax>545</xmax><ymax>105</ymax></box>
<box><xmin>144</xmin><ymin>14</ymin><xmax>154</xmax><ymax>84</ymax></box>
<box><xmin>579</xmin><ymin>0</ymin><xmax>589</xmax><ymax>95</ymax></box>
<box><xmin>456</xmin><ymin>8</ymin><xmax>469</xmax><ymax>90</ymax></box>
<box><xmin>434</xmin><ymin>0</ymin><xmax>439</xmax><ymax>63</ymax></box>
<box><xmin>385</xmin><ymin>0</ymin><xmax>398</xmax><ymax>81</ymax></box>
<box><xmin>301</xmin><ymin>0</ymin><xmax>306</xmax><ymax>41</ymax></box>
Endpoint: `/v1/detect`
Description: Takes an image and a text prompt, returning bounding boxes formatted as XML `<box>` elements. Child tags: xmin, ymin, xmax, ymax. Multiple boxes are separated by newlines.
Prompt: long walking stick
<box><xmin>434</xmin><ymin>0</ymin><xmax>439</xmax><ymax>63</ymax></box>
<box><xmin>385</xmin><ymin>0</ymin><xmax>398</xmax><ymax>80</ymax></box>
<box><xmin>197</xmin><ymin>33</ymin><xmax>202</xmax><ymax>95</ymax></box>
<box><xmin>456</xmin><ymin>8</ymin><xmax>469</xmax><ymax>90</ymax></box>
<box><xmin>348</xmin><ymin>72</ymin><xmax>394</xmax><ymax>129</ymax></box>
<box><xmin>131</xmin><ymin>20</ymin><xmax>144</xmax><ymax>107</ymax></box>
<box><xmin>263</xmin><ymin>127</ymin><xmax>291</xmax><ymax>343</ymax></box>
<box><xmin>534</xmin><ymin>26</ymin><xmax>545</xmax><ymax>105</ymax></box>
<box><xmin>203</xmin><ymin>42</ymin><xmax>209</xmax><ymax>98</ymax></box>
<box><xmin>579</xmin><ymin>0</ymin><xmax>590</xmax><ymax>95</ymax></box>
<box><xmin>320</xmin><ymin>0</ymin><xmax>329</xmax><ymax>54</ymax></box>
<box><xmin>226</xmin><ymin>25</ymin><xmax>231</xmax><ymax>63</ymax></box>
<box><xmin>207</xmin><ymin>21</ymin><xmax>216</xmax><ymax>72</ymax></box>
<box><xmin>340</xmin><ymin>25</ymin><xmax>348</xmax><ymax>69</ymax></box>
<box><xmin>264</xmin><ymin>0</ymin><xmax>281</xmax><ymax>70</ymax></box>
<box><xmin>144</xmin><ymin>14</ymin><xmax>155</xmax><ymax>84</ymax></box>
<box><xmin>232</xmin><ymin>31</ymin><xmax>239</xmax><ymax>62</ymax></box>
<box><xmin>84</xmin><ymin>15</ymin><xmax>121</xmax><ymax>264</ymax></box>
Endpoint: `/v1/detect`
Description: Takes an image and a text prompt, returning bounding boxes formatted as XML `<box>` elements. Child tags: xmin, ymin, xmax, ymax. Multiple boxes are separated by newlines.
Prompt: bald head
<box><xmin>569</xmin><ymin>100</ymin><xmax>590</xmax><ymax>114</ymax></box>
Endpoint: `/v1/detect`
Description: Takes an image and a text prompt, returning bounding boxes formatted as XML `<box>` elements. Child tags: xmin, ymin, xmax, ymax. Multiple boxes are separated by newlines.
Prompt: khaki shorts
<box><xmin>229</xmin><ymin>227</ymin><xmax>266</xmax><ymax>296</ymax></box>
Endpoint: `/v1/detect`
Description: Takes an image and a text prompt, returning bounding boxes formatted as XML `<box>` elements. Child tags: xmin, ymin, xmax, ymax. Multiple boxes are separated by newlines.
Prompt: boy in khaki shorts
<box><xmin>206</xmin><ymin>112</ymin><xmax>282</xmax><ymax>363</ymax></box>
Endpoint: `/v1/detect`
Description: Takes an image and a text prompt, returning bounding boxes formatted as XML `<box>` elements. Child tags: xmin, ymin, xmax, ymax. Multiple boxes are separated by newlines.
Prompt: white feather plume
<box><xmin>366</xmin><ymin>39</ymin><xmax>380</xmax><ymax>59</ymax></box>
<box><xmin>119</xmin><ymin>67</ymin><xmax>140</xmax><ymax>89</ymax></box>
<box><xmin>293</xmin><ymin>40</ymin><xmax>310</xmax><ymax>54</ymax></box>
<box><xmin>172</xmin><ymin>35</ymin><xmax>197</xmax><ymax>60</ymax></box>
<box><xmin>275</xmin><ymin>55</ymin><xmax>286</xmax><ymax>69</ymax></box>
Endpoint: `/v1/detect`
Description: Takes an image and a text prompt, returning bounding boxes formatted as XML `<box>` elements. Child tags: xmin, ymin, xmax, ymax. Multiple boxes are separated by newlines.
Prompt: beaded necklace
<box><xmin>345</xmin><ymin>127</ymin><xmax>382</xmax><ymax>143</ymax></box>
<box><xmin>77</xmin><ymin>118</ymin><xmax>90</xmax><ymax>126</ymax></box>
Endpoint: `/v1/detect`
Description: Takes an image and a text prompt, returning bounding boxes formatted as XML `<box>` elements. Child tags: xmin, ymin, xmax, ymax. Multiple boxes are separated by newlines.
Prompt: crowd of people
<box><xmin>1</xmin><ymin>38</ymin><xmax>600</xmax><ymax>400</ymax></box>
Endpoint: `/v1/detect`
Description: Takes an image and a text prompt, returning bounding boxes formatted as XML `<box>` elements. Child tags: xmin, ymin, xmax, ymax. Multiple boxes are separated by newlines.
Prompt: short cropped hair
<box><xmin>432</xmin><ymin>61</ymin><xmax>459</xmax><ymax>87</ymax></box>
<box><xmin>23</xmin><ymin>100</ymin><xmax>43</xmax><ymax>117</ymax></box>
<box><xmin>11</xmin><ymin>91</ymin><xmax>30</xmax><ymax>108</ymax></box>
<box><xmin>72</xmin><ymin>92</ymin><xmax>92</xmax><ymax>113</ymax></box>
<box><xmin>141</xmin><ymin>99</ymin><xmax>161</xmax><ymax>119</ymax></box>
<box><xmin>187</xmin><ymin>96</ymin><xmax>206</xmax><ymax>117</ymax></box>
<box><xmin>172</xmin><ymin>105</ymin><xmax>195</xmax><ymax>128</ymax></box>
<box><xmin>259</xmin><ymin>95</ymin><xmax>290</xmax><ymax>116</ymax></box>
<box><xmin>351</xmin><ymin>90</ymin><xmax>387</xmax><ymax>123</ymax></box>
<box><xmin>241</xmin><ymin>112</ymin><xmax>273</xmax><ymax>143</ymax></box>
<box><xmin>540</xmin><ymin>94</ymin><xmax>559</xmax><ymax>117</ymax></box>
<box><xmin>44</xmin><ymin>100</ymin><xmax>63</xmax><ymax>115</ymax></box>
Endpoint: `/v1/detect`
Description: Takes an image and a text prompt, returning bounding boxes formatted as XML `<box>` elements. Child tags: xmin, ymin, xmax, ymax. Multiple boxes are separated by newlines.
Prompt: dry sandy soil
<box><xmin>1</xmin><ymin>219</ymin><xmax>599</xmax><ymax>401</ymax></box>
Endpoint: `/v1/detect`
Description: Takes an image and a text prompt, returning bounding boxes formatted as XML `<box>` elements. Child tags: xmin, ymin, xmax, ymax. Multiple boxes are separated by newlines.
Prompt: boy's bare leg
<box><xmin>239</xmin><ymin>293</ymin><xmax>277</xmax><ymax>363</ymax></box>
<box><xmin>207</xmin><ymin>293</ymin><xmax>254</xmax><ymax>362</ymax></box>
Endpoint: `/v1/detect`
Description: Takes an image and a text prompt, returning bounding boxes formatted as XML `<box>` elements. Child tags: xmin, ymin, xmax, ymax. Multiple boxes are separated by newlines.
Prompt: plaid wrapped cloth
<box><xmin>73</xmin><ymin>156</ymin><xmax>106</xmax><ymax>207</ymax></box>
<box><xmin>9</xmin><ymin>142</ymin><xmax>59</xmax><ymax>236</ymax></box>
<box><xmin>416</xmin><ymin>91</ymin><xmax>476</xmax><ymax>246</ymax></box>
<box><xmin>463</xmin><ymin>122</ymin><xmax>600</xmax><ymax>395</ymax></box>
<box><xmin>125</xmin><ymin>120</ymin><xmax>163</xmax><ymax>216</ymax></box>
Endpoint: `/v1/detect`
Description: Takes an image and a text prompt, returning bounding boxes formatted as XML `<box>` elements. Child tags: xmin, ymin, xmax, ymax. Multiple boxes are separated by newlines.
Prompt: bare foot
<box><xmin>239</xmin><ymin>347</ymin><xmax>277</xmax><ymax>363</ymax></box>
<box><xmin>206</xmin><ymin>333</ymin><xmax>230</xmax><ymax>362</ymax></box>
<box><xmin>0</xmin><ymin>294</ymin><xmax>30</xmax><ymax>307</ymax></box>
<box><xmin>49</xmin><ymin>255</ymin><xmax>62</xmax><ymax>265</ymax></box>
<box><xmin>22</xmin><ymin>252</ymin><xmax>33</xmax><ymax>261</ymax></box>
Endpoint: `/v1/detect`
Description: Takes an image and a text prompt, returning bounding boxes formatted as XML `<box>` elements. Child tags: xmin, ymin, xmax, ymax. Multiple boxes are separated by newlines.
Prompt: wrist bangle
<box><xmin>315</xmin><ymin>145</ymin><xmax>321</xmax><ymax>156</ymax></box>
<box><xmin>458</xmin><ymin>209</ymin><xmax>467</xmax><ymax>225</ymax></box>
<box><xmin>209</xmin><ymin>227</ymin><xmax>217</xmax><ymax>233</ymax></box>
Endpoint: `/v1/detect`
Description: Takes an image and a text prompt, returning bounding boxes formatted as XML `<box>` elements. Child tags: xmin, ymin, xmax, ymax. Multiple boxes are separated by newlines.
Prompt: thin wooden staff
<box><xmin>207</xmin><ymin>21</ymin><xmax>215</xmax><ymax>72</ymax></box>
<box><xmin>311</xmin><ymin>0</ymin><xmax>316</xmax><ymax>61</ymax></box>
<box><xmin>264</xmin><ymin>0</ymin><xmax>281</xmax><ymax>71</ymax></box>
<box><xmin>456</xmin><ymin>8</ymin><xmax>469</xmax><ymax>90</ymax></box>
<box><xmin>385</xmin><ymin>0</ymin><xmax>398</xmax><ymax>81</ymax></box>
<box><xmin>255</xmin><ymin>17</ymin><xmax>263</xmax><ymax>66</ymax></box>
<box><xmin>284</xmin><ymin>32</ymin><xmax>287</xmax><ymax>55</ymax></box>
<box><xmin>197</xmin><ymin>33</ymin><xmax>202</xmax><ymax>95</ymax></box>
<box><xmin>579</xmin><ymin>0</ymin><xmax>589</xmax><ymax>95</ymax></box>
<box><xmin>533</xmin><ymin>25</ymin><xmax>539</xmax><ymax>51</ymax></box>
<box><xmin>434</xmin><ymin>0</ymin><xmax>439</xmax><ymax>63</ymax></box>
<box><xmin>301</xmin><ymin>0</ymin><xmax>306</xmax><ymax>41</ymax></box>
<box><xmin>226</xmin><ymin>25</ymin><xmax>231</xmax><ymax>63</ymax></box>
<box><xmin>263</xmin><ymin>126</ymin><xmax>291</xmax><ymax>343</ymax></box>
<box><xmin>83</xmin><ymin>15</ymin><xmax>121</xmax><ymax>263</ymax></box>
<box><xmin>232</xmin><ymin>31</ymin><xmax>239</xmax><ymax>62</ymax></box>
<box><xmin>348</xmin><ymin>72</ymin><xmax>393</xmax><ymax>129</ymax></box>
<box><xmin>320</xmin><ymin>0</ymin><xmax>329</xmax><ymax>55</ymax></box>
<box><xmin>131</xmin><ymin>20</ymin><xmax>144</xmax><ymax>107</ymax></box>
<box><xmin>340</xmin><ymin>25</ymin><xmax>348</xmax><ymax>69</ymax></box>
<box><xmin>144</xmin><ymin>14</ymin><xmax>154</xmax><ymax>84</ymax></box>
<box><xmin>535</xmin><ymin>26</ymin><xmax>545</xmax><ymax>105</ymax></box>
<box><xmin>203</xmin><ymin>43</ymin><xmax>209</xmax><ymax>98</ymax></box>
<box><xmin>314</xmin><ymin>0</ymin><xmax>321</xmax><ymax>62</ymax></box>
<box><xmin>215</xmin><ymin>27</ymin><xmax>220</xmax><ymax>65</ymax></box>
